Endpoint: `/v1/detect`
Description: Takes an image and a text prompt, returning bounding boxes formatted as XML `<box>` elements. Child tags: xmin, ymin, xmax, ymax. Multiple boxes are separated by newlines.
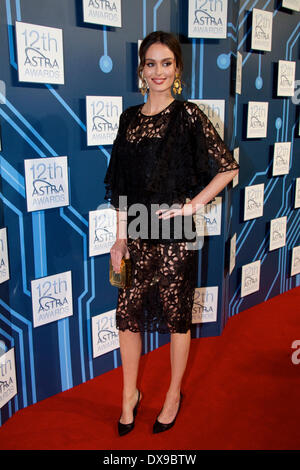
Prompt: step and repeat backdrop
<box><xmin>0</xmin><ymin>0</ymin><xmax>299</xmax><ymax>426</ymax></box>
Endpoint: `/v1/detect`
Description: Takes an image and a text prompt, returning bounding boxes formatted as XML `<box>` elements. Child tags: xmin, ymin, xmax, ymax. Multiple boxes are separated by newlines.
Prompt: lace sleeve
<box><xmin>103</xmin><ymin>110</ymin><xmax>128</xmax><ymax>210</ymax></box>
<box><xmin>185</xmin><ymin>102</ymin><xmax>240</xmax><ymax>180</ymax></box>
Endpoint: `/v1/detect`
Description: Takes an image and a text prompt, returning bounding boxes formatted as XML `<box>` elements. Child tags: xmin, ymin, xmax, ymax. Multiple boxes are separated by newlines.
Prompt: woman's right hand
<box><xmin>110</xmin><ymin>239</ymin><xmax>130</xmax><ymax>273</ymax></box>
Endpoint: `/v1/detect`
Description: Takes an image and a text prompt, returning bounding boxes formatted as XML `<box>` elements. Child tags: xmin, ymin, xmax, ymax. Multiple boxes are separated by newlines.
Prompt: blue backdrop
<box><xmin>0</xmin><ymin>0</ymin><xmax>299</xmax><ymax>427</ymax></box>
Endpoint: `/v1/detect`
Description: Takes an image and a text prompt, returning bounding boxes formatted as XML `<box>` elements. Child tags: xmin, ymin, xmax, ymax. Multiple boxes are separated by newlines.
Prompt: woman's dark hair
<box><xmin>138</xmin><ymin>31</ymin><xmax>183</xmax><ymax>82</ymax></box>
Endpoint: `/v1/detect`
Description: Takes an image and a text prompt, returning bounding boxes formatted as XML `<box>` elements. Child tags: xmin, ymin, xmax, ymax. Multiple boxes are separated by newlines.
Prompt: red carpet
<box><xmin>0</xmin><ymin>286</ymin><xmax>300</xmax><ymax>450</ymax></box>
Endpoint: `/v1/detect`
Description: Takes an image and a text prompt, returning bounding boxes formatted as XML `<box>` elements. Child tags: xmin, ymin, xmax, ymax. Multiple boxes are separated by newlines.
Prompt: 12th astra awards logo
<box><xmin>31</xmin><ymin>271</ymin><xmax>73</xmax><ymax>328</ymax></box>
<box><xmin>86</xmin><ymin>96</ymin><xmax>122</xmax><ymax>146</ymax></box>
<box><xmin>0</xmin><ymin>348</ymin><xmax>17</xmax><ymax>409</ymax></box>
<box><xmin>24</xmin><ymin>156</ymin><xmax>69</xmax><ymax>212</ymax></box>
<box><xmin>15</xmin><ymin>21</ymin><xmax>64</xmax><ymax>84</ymax></box>
<box><xmin>188</xmin><ymin>0</ymin><xmax>228</xmax><ymax>38</ymax></box>
<box><xmin>83</xmin><ymin>0</ymin><xmax>122</xmax><ymax>27</ymax></box>
<box><xmin>0</xmin><ymin>228</ymin><xmax>10</xmax><ymax>284</ymax></box>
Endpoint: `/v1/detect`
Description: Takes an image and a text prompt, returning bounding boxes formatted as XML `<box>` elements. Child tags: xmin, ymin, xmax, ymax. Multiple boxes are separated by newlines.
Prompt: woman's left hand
<box><xmin>156</xmin><ymin>202</ymin><xmax>195</xmax><ymax>220</ymax></box>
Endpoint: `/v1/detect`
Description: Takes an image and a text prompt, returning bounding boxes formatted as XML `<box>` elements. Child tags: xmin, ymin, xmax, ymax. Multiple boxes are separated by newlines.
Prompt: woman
<box><xmin>104</xmin><ymin>31</ymin><xmax>239</xmax><ymax>436</ymax></box>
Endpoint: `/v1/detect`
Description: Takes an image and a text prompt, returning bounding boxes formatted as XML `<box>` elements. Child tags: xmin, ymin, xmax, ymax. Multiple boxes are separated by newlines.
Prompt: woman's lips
<box><xmin>152</xmin><ymin>78</ymin><xmax>166</xmax><ymax>84</ymax></box>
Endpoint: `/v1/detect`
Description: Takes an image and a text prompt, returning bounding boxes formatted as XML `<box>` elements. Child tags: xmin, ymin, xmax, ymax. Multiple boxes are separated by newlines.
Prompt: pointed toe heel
<box><xmin>153</xmin><ymin>392</ymin><xmax>183</xmax><ymax>434</ymax></box>
<box><xmin>118</xmin><ymin>420</ymin><xmax>135</xmax><ymax>437</ymax></box>
<box><xmin>118</xmin><ymin>389</ymin><xmax>141</xmax><ymax>437</ymax></box>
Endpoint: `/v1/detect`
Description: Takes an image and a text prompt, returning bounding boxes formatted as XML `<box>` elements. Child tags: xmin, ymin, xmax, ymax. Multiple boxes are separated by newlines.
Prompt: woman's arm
<box><xmin>116</xmin><ymin>209</ymin><xmax>128</xmax><ymax>241</ymax></box>
<box><xmin>187</xmin><ymin>167</ymin><xmax>239</xmax><ymax>213</ymax></box>
<box><xmin>156</xmin><ymin>168</ymin><xmax>238</xmax><ymax>219</ymax></box>
<box><xmin>157</xmin><ymin>102</ymin><xmax>240</xmax><ymax>220</ymax></box>
<box><xmin>110</xmin><ymin>209</ymin><xmax>129</xmax><ymax>273</ymax></box>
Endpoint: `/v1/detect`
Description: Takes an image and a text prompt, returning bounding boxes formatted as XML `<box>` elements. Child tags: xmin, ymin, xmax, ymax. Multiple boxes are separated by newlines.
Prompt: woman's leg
<box><xmin>155</xmin><ymin>241</ymin><xmax>195</xmax><ymax>423</ymax></box>
<box><xmin>118</xmin><ymin>329</ymin><xmax>142</xmax><ymax>424</ymax></box>
<box><xmin>156</xmin><ymin>329</ymin><xmax>191</xmax><ymax>423</ymax></box>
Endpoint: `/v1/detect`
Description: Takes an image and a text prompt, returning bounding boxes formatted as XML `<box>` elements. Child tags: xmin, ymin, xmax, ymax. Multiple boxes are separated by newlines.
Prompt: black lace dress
<box><xmin>104</xmin><ymin>99</ymin><xmax>239</xmax><ymax>334</ymax></box>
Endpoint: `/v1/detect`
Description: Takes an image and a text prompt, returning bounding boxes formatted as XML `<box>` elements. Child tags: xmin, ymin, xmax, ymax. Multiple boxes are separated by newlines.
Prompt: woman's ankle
<box><xmin>122</xmin><ymin>387</ymin><xmax>138</xmax><ymax>401</ymax></box>
<box><xmin>166</xmin><ymin>387</ymin><xmax>181</xmax><ymax>399</ymax></box>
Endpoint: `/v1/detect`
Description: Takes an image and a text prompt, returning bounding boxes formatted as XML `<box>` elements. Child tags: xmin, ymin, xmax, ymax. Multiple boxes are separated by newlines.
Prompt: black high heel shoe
<box><xmin>153</xmin><ymin>392</ymin><xmax>183</xmax><ymax>434</ymax></box>
<box><xmin>118</xmin><ymin>389</ymin><xmax>141</xmax><ymax>437</ymax></box>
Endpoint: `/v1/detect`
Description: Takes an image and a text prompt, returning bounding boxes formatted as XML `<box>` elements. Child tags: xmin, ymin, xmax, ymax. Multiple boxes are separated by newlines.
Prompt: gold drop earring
<box><xmin>173</xmin><ymin>74</ymin><xmax>182</xmax><ymax>95</ymax></box>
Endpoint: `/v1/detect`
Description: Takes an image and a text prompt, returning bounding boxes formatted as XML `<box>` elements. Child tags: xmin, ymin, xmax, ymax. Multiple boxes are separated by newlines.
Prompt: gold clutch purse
<box><xmin>109</xmin><ymin>257</ymin><xmax>132</xmax><ymax>288</ymax></box>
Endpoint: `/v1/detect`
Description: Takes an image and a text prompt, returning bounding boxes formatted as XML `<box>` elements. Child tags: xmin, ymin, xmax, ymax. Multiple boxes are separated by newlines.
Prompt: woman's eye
<box><xmin>145</xmin><ymin>62</ymin><xmax>172</xmax><ymax>67</ymax></box>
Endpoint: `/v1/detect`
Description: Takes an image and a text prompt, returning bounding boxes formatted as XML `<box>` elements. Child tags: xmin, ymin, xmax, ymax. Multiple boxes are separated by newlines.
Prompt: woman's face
<box><xmin>142</xmin><ymin>42</ymin><xmax>178</xmax><ymax>95</ymax></box>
